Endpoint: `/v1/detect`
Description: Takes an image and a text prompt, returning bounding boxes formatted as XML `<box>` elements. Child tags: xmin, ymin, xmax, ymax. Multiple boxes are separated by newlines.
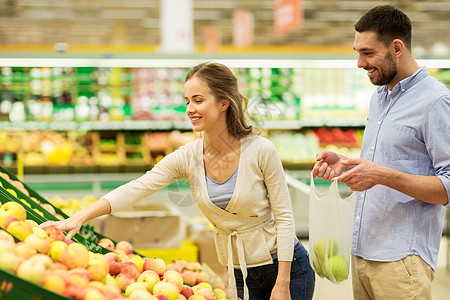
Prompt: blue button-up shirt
<box><xmin>352</xmin><ymin>66</ymin><xmax>450</xmax><ymax>271</ymax></box>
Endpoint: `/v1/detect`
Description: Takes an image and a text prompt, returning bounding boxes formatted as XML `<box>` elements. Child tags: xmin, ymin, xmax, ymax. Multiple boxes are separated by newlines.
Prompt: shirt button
<box><xmin>401</xmin><ymin>89</ymin><xmax>405</xmax><ymax>92</ymax></box>
<box><xmin>356</xmin><ymin>216</ymin><xmax>360</xmax><ymax>220</ymax></box>
<box><xmin>370</xmin><ymin>145</ymin><xmax>374</xmax><ymax>150</ymax></box>
<box><xmin>360</xmin><ymin>194</ymin><xmax>364</xmax><ymax>198</ymax></box>
<box><xmin>377</xmin><ymin>121</ymin><xmax>381</xmax><ymax>125</ymax></box>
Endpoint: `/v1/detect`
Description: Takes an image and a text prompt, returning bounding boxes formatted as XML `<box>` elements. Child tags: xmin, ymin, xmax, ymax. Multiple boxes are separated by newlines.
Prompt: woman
<box><xmin>41</xmin><ymin>62</ymin><xmax>315</xmax><ymax>300</ymax></box>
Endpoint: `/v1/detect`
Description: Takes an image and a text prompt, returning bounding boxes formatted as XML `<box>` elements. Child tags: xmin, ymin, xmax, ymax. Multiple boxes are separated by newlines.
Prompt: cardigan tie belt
<box><xmin>215</xmin><ymin>212</ymin><xmax>273</xmax><ymax>300</ymax></box>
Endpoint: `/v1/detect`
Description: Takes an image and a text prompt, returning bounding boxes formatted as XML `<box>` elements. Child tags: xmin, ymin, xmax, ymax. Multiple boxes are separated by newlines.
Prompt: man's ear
<box><xmin>392</xmin><ymin>39</ymin><xmax>404</xmax><ymax>57</ymax></box>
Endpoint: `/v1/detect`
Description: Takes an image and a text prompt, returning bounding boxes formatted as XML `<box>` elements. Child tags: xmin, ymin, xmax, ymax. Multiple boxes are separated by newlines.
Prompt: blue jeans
<box><xmin>234</xmin><ymin>242</ymin><xmax>315</xmax><ymax>299</ymax></box>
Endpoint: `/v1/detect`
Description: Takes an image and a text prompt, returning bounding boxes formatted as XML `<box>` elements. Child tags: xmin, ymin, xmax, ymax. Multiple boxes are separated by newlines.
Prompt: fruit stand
<box><xmin>0</xmin><ymin>166</ymin><xmax>229</xmax><ymax>300</ymax></box>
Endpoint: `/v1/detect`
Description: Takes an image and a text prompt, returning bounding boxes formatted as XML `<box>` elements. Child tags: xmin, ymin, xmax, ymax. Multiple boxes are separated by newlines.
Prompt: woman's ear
<box><xmin>220</xmin><ymin>99</ymin><xmax>230</xmax><ymax>112</ymax></box>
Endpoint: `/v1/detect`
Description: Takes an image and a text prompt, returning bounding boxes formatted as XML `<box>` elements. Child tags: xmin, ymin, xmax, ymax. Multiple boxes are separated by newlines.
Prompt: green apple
<box><xmin>314</xmin><ymin>238</ymin><xmax>338</xmax><ymax>261</ymax></box>
<box><xmin>327</xmin><ymin>255</ymin><xmax>348</xmax><ymax>282</ymax></box>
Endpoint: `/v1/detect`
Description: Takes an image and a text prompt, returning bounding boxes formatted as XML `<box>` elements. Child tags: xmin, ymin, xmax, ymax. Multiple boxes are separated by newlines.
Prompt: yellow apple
<box><xmin>129</xmin><ymin>254</ymin><xmax>145</xmax><ymax>272</ymax></box>
<box><xmin>6</xmin><ymin>220</ymin><xmax>33</xmax><ymax>241</ymax></box>
<box><xmin>1</xmin><ymin>201</ymin><xmax>26</xmax><ymax>220</ymax></box>
<box><xmin>0</xmin><ymin>229</ymin><xmax>14</xmax><ymax>242</ymax></box>
<box><xmin>0</xmin><ymin>251</ymin><xmax>20</xmax><ymax>272</ymax></box>
<box><xmin>43</xmin><ymin>272</ymin><xmax>67</xmax><ymax>295</ymax></box>
<box><xmin>153</xmin><ymin>281</ymin><xmax>180</xmax><ymax>300</ymax></box>
<box><xmin>163</xmin><ymin>270</ymin><xmax>184</xmax><ymax>292</ymax></box>
<box><xmin>86</xmin><ymin>253</ymin><xmax>109</xmax><ymax>282</ymax></box>
<box><xmin>125</xmin><ymin>282</ymin><xmax>147</xmax><ymax>297</ymax></box>
<box><xmin>14</xmin><ymin>241</ymin><xmax>37</xmax><ymax>259</ymax></box>
<box><xmin>17</xmin><ymin>259</ymin><xmax>47</xmax><ymax>284</ymax></box>
<box><xmin>60</xmin><ymin>242</ymin><xmax>89</xmax><ymax>270</ymax></box>
<box><xmin>138</xmin><ymin>270</ymin><xmax>160</xmax><ymax>293</ymax></box>
<box><xmin>49</xmin><ymin>240</ymin><xmax>68</xmax><ymax>262</ymax></box>
<box><xmin>24</xmin><ymin>233</ymin><xmax>51</xmax><ymax>254</ymax></box>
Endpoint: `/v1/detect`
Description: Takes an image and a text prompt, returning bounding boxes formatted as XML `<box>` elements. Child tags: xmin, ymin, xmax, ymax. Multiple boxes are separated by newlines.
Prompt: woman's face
<box><xmin>184</xmin><ymin>76</ymin><xmax>227</xmax><ymax>133</ymax></box>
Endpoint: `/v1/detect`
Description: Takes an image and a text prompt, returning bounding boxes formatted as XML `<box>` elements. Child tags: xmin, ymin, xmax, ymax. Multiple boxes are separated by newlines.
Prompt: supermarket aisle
<box><xmin>302</xmin><ymin>237</ymin><xmax>450</xmax><ymax>300</ymax></box>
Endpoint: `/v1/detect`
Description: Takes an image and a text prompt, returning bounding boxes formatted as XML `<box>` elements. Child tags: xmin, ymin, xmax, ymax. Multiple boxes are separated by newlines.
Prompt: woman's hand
<box><xmin>270</xmin><ymin>281</ymin><xmax>291</xmax><ymax>300</ymax></box>
<box><xmin>39</xmin><ymin>198</ymin><xmax>112</xmax><ymax>240</ymax></box>
<box><xmin>39</xmin><ymin>213</ymin><xmax>83</xmax><ymax>240</ymax></box>
<box><xmin>270</xmin><ymin>261</ymin><xmax>291</xmax><ymax>300</ymax></box>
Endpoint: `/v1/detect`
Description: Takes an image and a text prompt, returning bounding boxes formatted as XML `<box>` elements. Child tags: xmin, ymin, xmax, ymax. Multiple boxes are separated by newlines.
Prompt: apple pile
<box><xmin>312</xmin><ymin>238</ymin><xmax>348</xmax><ymax>283</ymax></box>
<box><xmin>0</xmin><ymin>171</ymin><xmax>65</xmax><ymax>221</ymax></box>
<box><xmin>0</xmin><ymin>201</ymin><xmax>228</xmax><ymax>299</ymax></box>
<box><xmin>98</xmin><ymin>237</ymin><xmax>228</xmax><ymax>300</ymax></box>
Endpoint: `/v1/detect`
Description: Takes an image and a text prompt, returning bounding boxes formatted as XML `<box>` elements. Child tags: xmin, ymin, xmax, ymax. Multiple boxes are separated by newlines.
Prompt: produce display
<box><xmin>0</xmin><ymin>169</ymin><xmax>229</xmax><ymax>299</ymax></box>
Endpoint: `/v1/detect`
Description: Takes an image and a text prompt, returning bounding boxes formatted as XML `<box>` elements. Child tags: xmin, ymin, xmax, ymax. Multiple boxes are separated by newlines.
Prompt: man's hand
<box><xmin>312</xmin><ymin>151</ymin><xmax>348</xmax><ymax>180</ymax></box>
<box><xmin>335</xmin><ymin>158</ymin><xmax>384</xmax><ymax>191</ymax></box>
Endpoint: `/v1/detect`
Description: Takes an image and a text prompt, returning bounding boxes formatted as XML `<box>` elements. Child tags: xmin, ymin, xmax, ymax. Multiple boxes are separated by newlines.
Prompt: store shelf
<box><xmin>0</xmin><ymin>118</ymin><xmax>368</xmax><ymax>131</ymax></box>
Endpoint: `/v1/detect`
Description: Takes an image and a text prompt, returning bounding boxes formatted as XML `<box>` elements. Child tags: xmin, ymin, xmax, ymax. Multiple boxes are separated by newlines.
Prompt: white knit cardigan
<box><xmin>103</xmin><ymin>134</ymin><xmax>296</xmax><ymax>299</ymax></box>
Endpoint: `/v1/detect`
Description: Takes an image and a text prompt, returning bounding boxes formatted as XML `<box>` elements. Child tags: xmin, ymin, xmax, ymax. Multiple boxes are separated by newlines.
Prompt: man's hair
<box><xmin>354</xmin><ymin>5</ymin><xmax>412</xmax><ymax>50</ymax></box>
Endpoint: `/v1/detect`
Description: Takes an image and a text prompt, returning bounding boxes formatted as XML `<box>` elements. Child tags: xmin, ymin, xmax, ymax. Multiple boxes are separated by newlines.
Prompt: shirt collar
<box><xmin>376</xmin><ymin>66</ymin><xmax>429</xmax><ymax>96</ymax></box>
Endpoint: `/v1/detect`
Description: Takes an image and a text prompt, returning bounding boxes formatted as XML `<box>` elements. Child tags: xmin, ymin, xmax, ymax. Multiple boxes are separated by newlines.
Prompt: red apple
<box><xmin>121</xmin><ymin>261</ymin><xmax>141</xmax><ymax>280</ymax></box>
<box><xmin>116</xmin><ymin>240</ymin><xmax>133</xmax><ymax>255</ymax></box>
<box><xmin>104</xmin><ymin>252</ymin><xmax>123</xmax><ymax>275</ymax></box>
<box><xmin>143</xmin><ymin>257</ymin><xmax>166</xmax><ymax>276</ymax></box>
<box><xmin>68</xmin><ymin>267</ymin><xmax>90</xmax><ymax>282</ymax></box>
<box><xmin>181</xmin><ymin>285</ymin><xmax>195</xmax><ymax>298</ymax></box>
<box><xmin>41</xmin><ymin>203</ymin><xmax>56</xmax><ymax>215</ymax></box>
<box><xmin>98</xmin><ymin>237</ymin><xmax>115</xmax><ymax>250</ymax></box>
<box><xmin>181</xmin><ymin>270</ymin><xmax>197</xmax><ymax>286</ymax></box>
<box><xmin>195</xmin><ymin>271</ymin><xmax>210</xmax><ymax>284</ymax></box>
<box><xmin>43</xmin><ymin>226</ymin><xmax>65</xmax><ymax>242</ymax></box>
<box><xmin>115</xmin><ymin>272</ymin><xmax>136</xmax><ymax>292</ymax></box>
<box><xmin>175</xmin><ymin>259</ymin><xmax>189</xmax><ymax>270</ymax></box>
<box><xmin>193</xmin><ymin>286</ymin><xmax>216</xmax><ymax>300</ymax></box>
<box><xmin>166</xmin><ymin>261</ymin><xmax>182</xmax><ymax>273</ymax></box>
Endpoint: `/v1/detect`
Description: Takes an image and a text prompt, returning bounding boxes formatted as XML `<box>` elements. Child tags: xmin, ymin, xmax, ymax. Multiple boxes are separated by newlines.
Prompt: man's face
<box><xmin>353</xmin><ymin>31</ymin><xmax>398</xmax><ymax>87</ymax></box>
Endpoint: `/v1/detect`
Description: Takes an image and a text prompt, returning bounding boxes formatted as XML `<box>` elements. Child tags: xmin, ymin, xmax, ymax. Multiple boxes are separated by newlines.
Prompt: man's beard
<box><xmin>370</xmin><ymin>52</ymin><xmax>397</xmax><ymax>86</ymax></box>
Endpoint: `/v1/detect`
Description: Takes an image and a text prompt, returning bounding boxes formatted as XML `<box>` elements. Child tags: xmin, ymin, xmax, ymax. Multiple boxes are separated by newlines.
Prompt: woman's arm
<box><xmin>270</xmin><ymin>261</ymin><xmax>292</xmax><ymax>300</ymax></box>
<box><xmin>40</xmin><ymin>198</ymin><xmax>111</xmax><ymax>239</ymax></box>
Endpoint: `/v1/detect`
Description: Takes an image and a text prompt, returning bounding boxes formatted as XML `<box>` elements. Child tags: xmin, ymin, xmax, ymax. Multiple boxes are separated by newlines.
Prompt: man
<box><xmin>312</xmin><ymin>5</ymin><xmax>450</xmax><ymax>300</ymax></box>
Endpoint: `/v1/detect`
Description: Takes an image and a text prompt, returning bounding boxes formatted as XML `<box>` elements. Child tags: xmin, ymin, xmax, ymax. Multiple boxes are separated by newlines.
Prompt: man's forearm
<box><xmin>379</xmin><ymin>167</ymin><xmax>448</xmax><ymax>205</ymax></box>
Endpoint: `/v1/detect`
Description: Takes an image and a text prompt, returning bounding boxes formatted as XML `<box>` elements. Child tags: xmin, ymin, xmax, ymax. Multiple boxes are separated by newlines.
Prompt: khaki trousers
<box><xmin>351</xmin><ymin>255</ymin><xmax>434</xmax><ymax>300</ymax></box>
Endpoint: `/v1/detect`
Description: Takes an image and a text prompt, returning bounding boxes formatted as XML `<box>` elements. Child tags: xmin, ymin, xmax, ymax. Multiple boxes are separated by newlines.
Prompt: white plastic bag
<box><xmin>309</xmin><ymin>176</ymin><xmax>355</xmax><ymax>283</ymax></box>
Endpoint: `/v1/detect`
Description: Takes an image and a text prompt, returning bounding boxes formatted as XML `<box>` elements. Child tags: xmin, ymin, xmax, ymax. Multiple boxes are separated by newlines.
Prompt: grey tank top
<box><xmin>205</xmin><ymin>165</ymin><xmax>238</xmax><ymax>209</ymax></box>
